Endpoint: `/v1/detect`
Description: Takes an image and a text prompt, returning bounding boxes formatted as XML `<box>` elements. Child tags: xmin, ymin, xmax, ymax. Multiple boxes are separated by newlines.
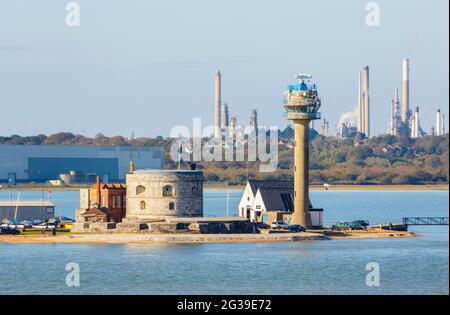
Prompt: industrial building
<box><xmin>0</xmin><ymin>144</ymin><xmax>164</xmax><ymax>183</ymax></box>
<box><xmin>212</xmin><ymin>70</ymin><xmax>240</xmax><ymax>139</ymax></box>
<box><xmin>340</xmin><ymin>123</ymin><xmax>357</xmax><ymax>139</ymax></box>
<box><xmin>390</xmin><ymin>58</ymin><xmax>426</xmax><ymax>138</ymax></box>
<box><xmin>0</xmin><ymin>200</ymin><xmax>55</xmax><ymax>222</ymax></box>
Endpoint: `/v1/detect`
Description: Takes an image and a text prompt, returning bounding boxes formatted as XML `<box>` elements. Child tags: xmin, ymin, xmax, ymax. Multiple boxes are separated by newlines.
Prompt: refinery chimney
<box><xmin>411</xmin><ymin>106</ymin><xmax>420</xmax><ymax>138</ymax></box>
<box><xmin>402</xmin><ymin>58</ymin><xmax>410</xmax><ymax>123</ymax></box>
<box><xmin>436</xmin><ymin>109</ymin><xmax>445</xmax><ymax>136</ymax></box>
<box><xmin>357</xmin><ymin>71</ymin><xmax>363</xmax><ymax>133</ymax></box>
<box><xmin>214</xmin><ymin>70</ymin><xmax>222</xmax><ymax>138</ymax></box>
<box><xmin>221</xmin><ymin>102</ymin><xmax>229</xmax><ymax>130</ymax></box>
<box><xmin>363</xmin><ymin>66</ymin><xmax>370</xmax><ymax>137</ymax></box>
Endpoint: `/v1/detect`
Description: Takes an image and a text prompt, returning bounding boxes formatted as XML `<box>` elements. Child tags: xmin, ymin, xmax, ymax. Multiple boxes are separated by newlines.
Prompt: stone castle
<box><xmin>72</xmin><ymin>164</ymin><xmax>204</xmax><ymax>233</ymax></box>
<box><xmin>124</xmin><ymin>170</ymin><xmax>203</xmax><ymax>222</ymax></box>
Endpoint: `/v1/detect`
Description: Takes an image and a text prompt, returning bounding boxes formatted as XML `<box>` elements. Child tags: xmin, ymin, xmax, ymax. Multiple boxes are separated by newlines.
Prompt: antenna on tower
<box><xmin>296</xmin><ymin>74</ymin><xmax>312</xmax><ymax>82</ymax></box>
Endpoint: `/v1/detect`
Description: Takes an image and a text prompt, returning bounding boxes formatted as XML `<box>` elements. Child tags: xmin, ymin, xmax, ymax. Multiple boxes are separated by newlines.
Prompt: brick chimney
<box><xmin>129</xmin><ymin>161</ymin><xmax>134</xmax><ymax>174</ymax></box>
<box><xmin>95</xmin><ymin>176</ymin><xmax>101</xmax><ymax>206</ymax></box>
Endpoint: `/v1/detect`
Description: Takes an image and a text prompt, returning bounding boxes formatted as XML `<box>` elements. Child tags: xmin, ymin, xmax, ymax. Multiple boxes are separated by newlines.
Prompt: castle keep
<box><xmin>124</xmin><ymin>170</ymin><xmax>203</xmax><ymax>222</ymax></box>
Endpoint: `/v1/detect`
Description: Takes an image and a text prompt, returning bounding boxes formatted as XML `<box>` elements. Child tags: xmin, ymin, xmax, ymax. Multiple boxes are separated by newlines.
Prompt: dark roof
<box><xmin>248</xmin><ymin>179</ymin><xmax>293</xmax><ymax>195</ymax></box>
<box><xmin>81</xmin><ymin>207</ymin><xmax>108</xmax><ymax>217</ymax></box>
<box><xmin>257</xmin><ymin>187</ymin><xmax>294</xmax><ymax>212</ymax></box>
<box><xmin>89</xmin><ymin>183</ymin><xmax>127</xmax><ymax>190</ymax></box>
<box><xmin>253</xmin><ymin>180</ymin><xmax>315</xmax><ymax>210</ymax></box>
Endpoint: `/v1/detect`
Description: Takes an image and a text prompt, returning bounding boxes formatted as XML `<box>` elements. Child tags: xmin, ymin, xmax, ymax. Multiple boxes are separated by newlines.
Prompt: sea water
<box><xmin>0</xmin><ymin>189</ymin><xmax>448</xmax><ymax>295</ymax></box>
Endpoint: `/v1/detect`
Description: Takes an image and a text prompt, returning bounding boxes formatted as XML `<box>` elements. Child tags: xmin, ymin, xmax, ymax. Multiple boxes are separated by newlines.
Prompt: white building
<box><xmin>238</xmin><ymin>180</ymin><xmax>323</xmax><ymax>227</ymax></box>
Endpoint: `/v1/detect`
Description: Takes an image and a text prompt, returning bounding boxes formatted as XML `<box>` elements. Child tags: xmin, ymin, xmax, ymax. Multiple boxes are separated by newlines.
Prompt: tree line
<box><xmin>1</xmin><ymin>131</ymin><xmax>448</xmax><ymax>185</ymax></box>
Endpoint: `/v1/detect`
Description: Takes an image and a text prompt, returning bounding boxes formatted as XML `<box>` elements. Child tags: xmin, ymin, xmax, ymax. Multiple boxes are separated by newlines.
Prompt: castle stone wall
<box><xmin>125</xmin><ymin>170</ymin><xmax>203</xmax><ymax>222</ymax></box>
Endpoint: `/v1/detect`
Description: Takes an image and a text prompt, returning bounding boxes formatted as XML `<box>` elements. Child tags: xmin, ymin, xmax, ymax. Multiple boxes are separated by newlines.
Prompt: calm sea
<box><xmin>0</xmin><ymin>189</ymin><xmax>448</xmax><ymax>295</ymax></box>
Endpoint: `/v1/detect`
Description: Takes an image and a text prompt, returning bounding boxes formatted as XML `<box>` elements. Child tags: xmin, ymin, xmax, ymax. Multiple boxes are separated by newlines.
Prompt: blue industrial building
<box><xmin>0</xmin><ymin>145</ymin><xmax>164</xmax><ymax>183</ymax></box>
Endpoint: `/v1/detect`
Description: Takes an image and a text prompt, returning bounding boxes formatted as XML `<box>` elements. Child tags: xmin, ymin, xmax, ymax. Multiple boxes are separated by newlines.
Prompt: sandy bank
<box><xmin>0</xmin><ymin>230</ymin><xmax>415</xmax><ymax>245</ymax></box>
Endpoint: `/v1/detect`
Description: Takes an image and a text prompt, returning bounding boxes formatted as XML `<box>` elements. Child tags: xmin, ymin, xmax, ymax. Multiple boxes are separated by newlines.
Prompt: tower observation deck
<box><xmin>283</xmin><ymin>74</ymin><xmax>322</xmax><ymax>228</ymax></box>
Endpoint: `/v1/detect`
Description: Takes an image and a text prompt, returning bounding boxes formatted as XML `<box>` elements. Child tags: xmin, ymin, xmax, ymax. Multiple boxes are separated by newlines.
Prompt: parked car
<box><xmin>0</xmin><ymin>227</ymin><xmax>21</xmax><ymax>235</ymax></box>
<box><xmin>288</xmin><ymin>224</ymin><xmax>306</xmax><ymax>232</ymax></box>
<box><xmin>271</xmin><ymin>221</ymin><xmax>289</xmax><ymax>230</ymax></box>
<box><xmin>352</xmin><ymin>220</ymin><xmax>370</xmax><ymax>228</ymax></box>
<box><xmin>331</xmin><ymin>222</ymin><xmax>351</xmax><ymax>231</ymax></box>
<box><xmin>254</xmin><ymin>222</ymin><xmax>270</xmax><ymax>230</ymax></box>
<box><xmin>332</xmin><ymin>220</ymin><xmax>369</xmax><ymax>231</ymax></box>
<box><xmin>350</xmin><ymin>221</ymin><xmax>369</xmax><ymax>230</ymax></box>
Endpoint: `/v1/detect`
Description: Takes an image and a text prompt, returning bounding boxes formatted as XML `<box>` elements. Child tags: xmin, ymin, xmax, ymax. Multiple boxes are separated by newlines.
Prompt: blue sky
<box><xmin>0</xmin><ymin>0</ymin><xmax>448</xmax><ymax>137</ymax></box>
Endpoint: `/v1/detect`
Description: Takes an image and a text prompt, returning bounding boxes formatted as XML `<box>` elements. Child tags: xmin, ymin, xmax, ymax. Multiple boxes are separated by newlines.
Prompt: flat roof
<box><xmin>0</xmin><ymin>200</ymin><xmax>54</xmax><ymax>207</ymax></box>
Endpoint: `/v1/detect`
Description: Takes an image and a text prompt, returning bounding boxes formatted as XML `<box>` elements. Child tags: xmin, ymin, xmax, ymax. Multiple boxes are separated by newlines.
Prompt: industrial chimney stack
<box><xmin>402</xmin><ymin>58</ymin><xmax>410</xmax><ymax>123</ymax></box>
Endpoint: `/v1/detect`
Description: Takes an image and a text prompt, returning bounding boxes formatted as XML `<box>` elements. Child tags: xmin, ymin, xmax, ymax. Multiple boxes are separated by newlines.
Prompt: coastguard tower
<box><xmin>283</xmin><ymin>74</ymin><xmax>321</xmax><ymax>228</ymax></box>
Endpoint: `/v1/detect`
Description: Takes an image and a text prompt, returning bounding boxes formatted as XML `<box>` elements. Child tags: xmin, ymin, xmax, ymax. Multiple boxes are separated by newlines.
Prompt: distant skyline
<box><xmin>0</xmin><ymin>0</ymin><xmax>448</xmax><ymax>137</ymax></box>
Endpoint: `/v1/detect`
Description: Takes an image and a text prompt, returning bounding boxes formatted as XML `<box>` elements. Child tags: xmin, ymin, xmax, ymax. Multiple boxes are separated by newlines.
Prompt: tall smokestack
<box><xmin>357</xmin><ymin>71</ymin><xmax>362</xmax><ymax>132</ymax></box>
<box><xmin>436</xmin><ymin>109</ymin><xmax>443</xmax><ymax>136</ymax></box>
<box><xmin>411</xmin><ymin>106</ymin><xmax>420</xmax><ymax>138</ymax></box>
<box><xmin>402</xmin><ymin>58</ymin><xmax>409</xmax><ymax>123</ymax></box>
<box><xmin>390</xmin><ymin>88</ymin><xmax>401</xmax><ymax>136</ymax></box>
<box><xmin>363</xmin><ymin>65</ymin><xmax>370</xmax><ymax>137</ymax></box>
<box><xmin>214</xmin><ymin>70</ymin><xmax>222</xmax><ymax>138</ymax></box>
<box><xmin>390</xmin><ymin>97</ymin><xmax>395</xmax><ymax>136</ymax></box>
<box><xmin>220</xmin><ymin>102</ymin><xmax>229</xmax><ymax>130</ymax></box>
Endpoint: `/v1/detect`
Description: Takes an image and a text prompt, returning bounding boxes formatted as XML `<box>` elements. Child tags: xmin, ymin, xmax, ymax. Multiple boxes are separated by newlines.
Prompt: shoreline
<box><xmin>204</xmin><ymin>184</ymin><xmax>449</xmax><ymax>191</ymax></box>
<box><xmin>2</xmin><ymin>184</ymin><xmax>446</xmax><ymax>192</ymax></box>
<box><xmin>0</xmin><ymin>230</ymin><xmax>415</xmax><ymax>245</ymax></box>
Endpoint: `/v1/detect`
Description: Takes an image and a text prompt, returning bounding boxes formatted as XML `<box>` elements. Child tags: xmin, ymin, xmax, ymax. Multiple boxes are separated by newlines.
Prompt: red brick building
<box><xmin>82</xmin><ymin>177</ymin><xmax>127</xmax><ymax>223</ymax></box>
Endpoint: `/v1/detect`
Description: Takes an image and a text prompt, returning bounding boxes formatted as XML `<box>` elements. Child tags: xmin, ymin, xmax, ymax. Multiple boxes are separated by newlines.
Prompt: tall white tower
<box><xmin>363</xmin><ymin>65</ymin><xmax>370</xmax><ymax>137</ymax></box>
<box><xmin>214</xmin><ymin>70</ymin><xmax>222</xmax><ymax>138</ymax></box>
<box><xmin>249</xmin><ymin>110</ymin><xmax>258</xmax><ymax>136</ymax></box>
<box><xmin>436</xmin><ymin>109</ymin><xmax>445</xmax><ymax>136</ymax></box>
<box><xmin>220</xmin><ymin>102</ymin><xmax>229</xmax><ymax>130</ymax></box>
<box><xmin>411</xmin><ymin>106</ymin><xmax>420</xmax><ymax>138</ymax></box>
<box><xmin>357</xmin><ymin>71</ymin><xmax>363</xmax><ymax>133</ymax></box>
<box><xmin>390</xmin><ymin>88</ymin><xmax>401</xmax><ymax>136</ymax></box>
<box><xmin>402</xmin><ymin>58</ymin><xmax>410</xmax><ymax>123</ymax></box>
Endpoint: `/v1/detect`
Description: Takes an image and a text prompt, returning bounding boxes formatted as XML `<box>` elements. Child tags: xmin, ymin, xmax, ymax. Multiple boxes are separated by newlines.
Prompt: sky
<box><xmin>0</xmin><ymin>0</ymin><xmax>448</xmax><ymax>138</ymax></box>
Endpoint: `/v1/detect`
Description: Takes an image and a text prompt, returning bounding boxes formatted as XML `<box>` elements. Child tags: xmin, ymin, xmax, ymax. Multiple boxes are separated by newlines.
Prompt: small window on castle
<box><xmin>136</xmin><ymin>185</ymin><xmax>145</xmax><ymax>195</ymax></box>
<box><xmin>163</xmin><ymin>185</ymin><xmax>174</xmax><ymax>197</ymax></box>
<box><xmin>169</xmin><ymin>202</ymin><xmax>175</xmax><ymax>210</ymax></box>
<box><xmin>140</xmin><ymin>200</ymin><xmax>146</xmax><ymax>210</ymax></box>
